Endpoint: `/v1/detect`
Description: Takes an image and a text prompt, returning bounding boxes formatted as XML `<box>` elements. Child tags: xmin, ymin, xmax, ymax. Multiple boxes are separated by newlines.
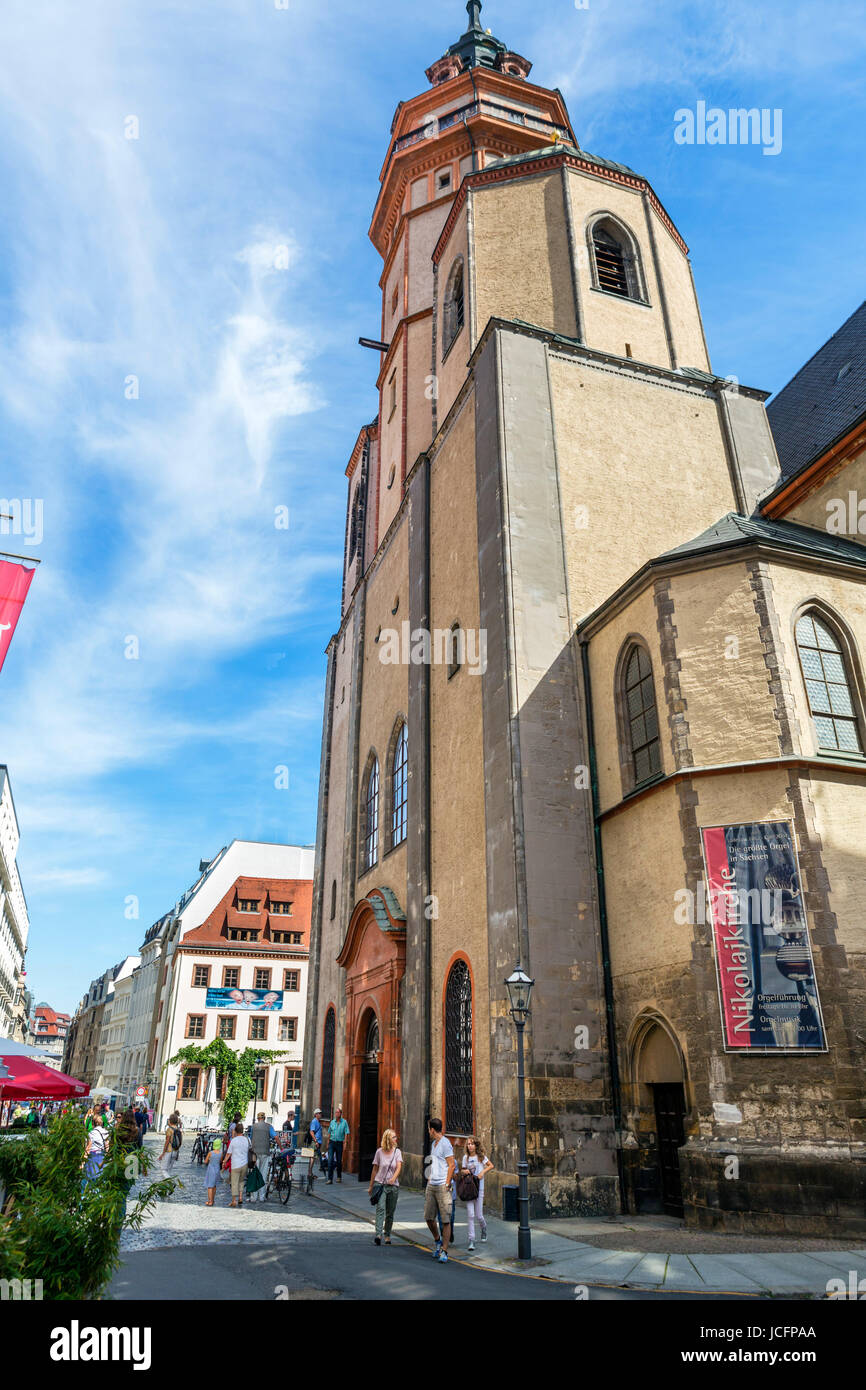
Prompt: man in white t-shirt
<box><xmin>424</xmin><ymin>1118</ymin><xmax>455</xmax><ymax>1263</ymax></box>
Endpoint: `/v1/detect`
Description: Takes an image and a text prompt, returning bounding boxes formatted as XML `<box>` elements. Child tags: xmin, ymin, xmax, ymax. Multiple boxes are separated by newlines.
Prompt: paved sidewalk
<box><xmin>312</xmin><ymin>1179</ymin><xmax>864</xmax><ymax>1297</ymax></box>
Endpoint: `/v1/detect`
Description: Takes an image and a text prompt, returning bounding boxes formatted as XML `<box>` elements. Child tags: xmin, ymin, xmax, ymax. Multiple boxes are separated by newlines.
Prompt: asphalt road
<box><xmin>109</xmin><ymin>1236</ymin><xmax>746</xmax><ymax>1301</ymax></box>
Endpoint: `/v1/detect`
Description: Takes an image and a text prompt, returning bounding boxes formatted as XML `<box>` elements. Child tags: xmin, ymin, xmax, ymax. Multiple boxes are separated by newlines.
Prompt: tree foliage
<box><xmin>167</xmin><ymin>1040</ymin><xmax>288</xmax><ymax>1123</ymax></box>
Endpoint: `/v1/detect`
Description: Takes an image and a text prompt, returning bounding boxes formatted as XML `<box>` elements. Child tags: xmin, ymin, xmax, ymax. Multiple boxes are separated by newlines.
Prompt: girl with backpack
<box><xmin>458</xmin><ymin>1135</ymin><xmax>493</xmax><ymax>1251</ymax></box>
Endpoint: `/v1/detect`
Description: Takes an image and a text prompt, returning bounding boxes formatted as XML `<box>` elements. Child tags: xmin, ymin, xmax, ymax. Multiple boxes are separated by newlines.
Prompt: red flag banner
<box><xmin>0</xmin><ymin>559</ymin><xmax>36</xmax><ymax>676</ymax></box>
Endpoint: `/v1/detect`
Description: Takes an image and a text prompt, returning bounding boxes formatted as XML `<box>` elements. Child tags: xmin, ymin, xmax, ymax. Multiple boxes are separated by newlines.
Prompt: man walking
<box><xmin>309</xmin><ymin>1108</ymin><xmax>325</xmax><ymax>1172</ymax></box>
<box><xmin>424</xmin><ymin>1118</ymin><xmax>455</xmax><ymax>1263</ymax></box>
<box><xmin>326</xmin><ymin>1106</ymin><xmax>349</xmax><ymax>1183</ymax></box>
<box><xmin>250</xmin><ymin>1112</ymin><xmax>276</xmax><ymax>1203</ymax></box>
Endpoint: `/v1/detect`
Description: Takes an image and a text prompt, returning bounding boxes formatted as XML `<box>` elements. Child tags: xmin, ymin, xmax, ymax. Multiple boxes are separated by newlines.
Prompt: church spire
<box><xmin>466</xmin><ymin>0</ymin><xmax>483</xmax><ymax>30</ymax></box>
<box><xmin>427</xmin><ymin>0</ymin><xmax>532</xmax><ymax>83</ymax></box>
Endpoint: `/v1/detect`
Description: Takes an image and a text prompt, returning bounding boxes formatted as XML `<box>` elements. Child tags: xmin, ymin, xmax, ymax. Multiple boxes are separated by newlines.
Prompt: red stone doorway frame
<box><xmin>336</xmin><ymin>889</ymin><xmax>406</xmax><ymax>1176</ymax></box>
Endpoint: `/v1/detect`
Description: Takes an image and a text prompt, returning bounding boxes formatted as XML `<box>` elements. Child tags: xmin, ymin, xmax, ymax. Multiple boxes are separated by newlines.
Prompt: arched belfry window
<box><xmin>588</xmin><ymin>216</ymin><xmax>644</xmax><ymax>301</ymax></box>
<box><xmin>348</xmin><ymin>489</ymin><xmax>361</xmax><ymax>564</ymax></box>
<box><xmin>444</xmin><ymin>959</ymin><xmax>473</xmax><ymax>1134</ymax></box>
<box><xmin>624</xmin><ymin>644</ymin><xmax>661</xmax><ymax>785</ymax></box>
<box><xmin>391</xmin><ymin>722</ymin><xmax>408</xmax><ymax>849</ymax></box>
<box><xmin>795</xmin><ymin>610</ymin><xmax>863</xmax><ymax>754</ymax></box>
<box><xmin>320</xmin><ymin>1007</ymin><xmax>336</xmax><ymax>1117</ymax></box>
<box><xmin>361</xmin><ymin>756</ymin><xmax>380</xmax><ymax>873</ymax></box>
<box><xmin>443</xmin><ymin>257</ymin><xmax>465</xmax><ymax>356</ymax></box>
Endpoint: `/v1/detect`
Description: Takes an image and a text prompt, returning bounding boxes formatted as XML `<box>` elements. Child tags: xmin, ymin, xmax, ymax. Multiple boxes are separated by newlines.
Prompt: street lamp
<box><xmin>251</xmin><ymin>1056</ymin><xmax>265</xmax><ymax>1126</ymax></box>
<box><xmin>505</xmin><ymin>966</ymin><xmax>534</xmax><ymax>1260</ymax></box>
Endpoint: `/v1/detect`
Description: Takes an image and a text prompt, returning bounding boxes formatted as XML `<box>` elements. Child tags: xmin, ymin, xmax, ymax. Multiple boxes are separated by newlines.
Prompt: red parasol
<box><xmin>0</xmin><ymin>1053</ymin><xmax>90</xmax><ymax>1099</ymax></box>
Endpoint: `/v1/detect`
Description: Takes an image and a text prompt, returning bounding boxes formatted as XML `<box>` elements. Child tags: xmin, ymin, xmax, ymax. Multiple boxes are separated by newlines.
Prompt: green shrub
<box><xmin>0</xmin><ymin>1110</ymin><xmax>179</xmax><ymax>1299</ymax></box>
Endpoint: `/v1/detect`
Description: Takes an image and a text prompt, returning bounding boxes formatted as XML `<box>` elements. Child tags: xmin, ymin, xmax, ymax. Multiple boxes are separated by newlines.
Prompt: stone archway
<box><xmin>336</xmin><ymin>887</ymin><xmax>406</xmax><ymax>1177</ymax></box>
<box><xmin>624</xmin><ymin>1011</ymin><xmax>690</xmax><ymax>1216</ymax></box>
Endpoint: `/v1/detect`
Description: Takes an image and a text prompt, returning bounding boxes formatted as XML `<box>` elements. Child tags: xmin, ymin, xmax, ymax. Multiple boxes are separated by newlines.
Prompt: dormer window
<box><xmin>238</xmin><ymin>898</ymin><xmax>259</xmax><ymax>913</ymax></box>
<box><xmin>271</xmin><ymin>901</ymin><xmax>293</xmax><ymax>915</ymax></box>
<box><xmin>228</xmin><ymin>928</ymin><xmax>259</xmax><ymax>942</ymax></box>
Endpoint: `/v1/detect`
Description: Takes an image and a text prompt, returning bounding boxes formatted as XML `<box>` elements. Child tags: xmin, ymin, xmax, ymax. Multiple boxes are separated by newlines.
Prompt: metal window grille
<box><xmin>320</xmin><ymin>1008</ymin><xmax>336</xmax><ymax>1117</ymax></box>
<box><xmin>444</xmin><ymin>960</ymin><xmax>473</xmax><ymax>1134</ymax></box>
<box><xmin>625</xmin><ymin>645</ymin><xmax>661</xmax><ymax>785</ymax></box>
<box><xmin>796</xmin><ymin>612</ymin><xmax>862</xmax><ymax>753</ymax></box>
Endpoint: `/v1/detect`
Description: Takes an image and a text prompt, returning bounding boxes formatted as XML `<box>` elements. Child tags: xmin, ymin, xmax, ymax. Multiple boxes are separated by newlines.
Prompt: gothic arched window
<box><xmin>624</xmin><ymin>644</ymin><xmax>661</xmax><ymax>785</ymax></box>
<box><xmin>588</xmin><ymin>216</ymin><xmax>645</xmax><ymax>301</ymax></box>
<box><xmin>348</xmin><ymin>488</ymin><xmax>363</xmax><ymax>563</ymax></box>
<box><xmin>443</xmin><ymin>257</ymin><xmax>465</xmax><ymax>356</ymax></box>
<box><xmin>795</xmin><ymin>610</ymin><xmax>863</xmax><ymax>754</ymax></box>
<box><xmin>444</xmin><ymin>959</ymin><xmax>473</xmax><ymax>1135</ymax></box>
<box><xmin>391</xmin><ymin>722</ymin><xmax>408</xmax><ymax>849</ymax></box>
<box><xmin>320</xmin><ymin>1006</ymin><xmax>336</xmax><ymax>1117</ymax></box>
<box><xmin>361</xmin><ymin>756</ymin><xmax>379</xmax><ymax>873</ymax></box>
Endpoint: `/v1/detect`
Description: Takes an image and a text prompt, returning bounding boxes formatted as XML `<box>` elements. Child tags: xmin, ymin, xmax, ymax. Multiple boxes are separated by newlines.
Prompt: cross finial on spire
<box><xmin>467</xmin><ymin>1</ymin><xmax>483</xmax><ymax>31</ymax></box>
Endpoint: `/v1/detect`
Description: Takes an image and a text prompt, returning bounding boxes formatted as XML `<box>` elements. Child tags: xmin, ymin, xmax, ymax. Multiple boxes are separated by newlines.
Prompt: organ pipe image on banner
<box><xmin>700</xmin><ymin>820</ymin><xmax>827</xmax><ymax>1053</ymax></box>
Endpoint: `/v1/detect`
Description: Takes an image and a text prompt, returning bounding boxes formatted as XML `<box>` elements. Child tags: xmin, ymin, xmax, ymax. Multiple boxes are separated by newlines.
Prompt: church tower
<box><xmin>305</xmin><ymin>4</ymin><xmax>864</xmax><ymax>1231</ymax></box>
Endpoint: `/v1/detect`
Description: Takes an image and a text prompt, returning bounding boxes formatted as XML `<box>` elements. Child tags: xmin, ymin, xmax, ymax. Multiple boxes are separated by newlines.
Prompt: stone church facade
<box><xmin>302</xmin><ymin>2</ymin><xmax>866</xmax><ymax>1234</ymax></box>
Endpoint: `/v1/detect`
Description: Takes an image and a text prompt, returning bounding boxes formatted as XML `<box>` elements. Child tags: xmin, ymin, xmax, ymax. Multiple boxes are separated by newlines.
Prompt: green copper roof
<box><xmin>657</xmin><ymin>512</ymin><xmax>866</xmax><ymax>567</ymax></box>
<box><xmin>483</xmin><ymin>143</ymin><xmax>638</xmax><ymax>179</ymax></box>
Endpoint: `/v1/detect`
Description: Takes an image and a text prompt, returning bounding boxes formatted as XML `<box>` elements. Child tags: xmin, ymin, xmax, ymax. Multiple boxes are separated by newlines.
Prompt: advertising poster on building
<box><xmin>204</xmin><ymin>987</ymin><xmax>284</xmax><ymax>1011</ymax></box>
<box><xmin>701</xmin><ymin>820</ymin><xmax>826</xmax><ymax>1053</ymax></box>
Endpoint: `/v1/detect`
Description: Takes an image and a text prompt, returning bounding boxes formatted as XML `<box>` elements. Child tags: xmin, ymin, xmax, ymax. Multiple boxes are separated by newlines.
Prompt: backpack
<box><xmin>455</xmin><ymin>1167</ymin><xmax>480</xmax><ymax>1203</ymax></box>
<box><xmin>171</xmin><ymin>1125</ymin><xmax>183</xmax><ymax>1152</ymax></box>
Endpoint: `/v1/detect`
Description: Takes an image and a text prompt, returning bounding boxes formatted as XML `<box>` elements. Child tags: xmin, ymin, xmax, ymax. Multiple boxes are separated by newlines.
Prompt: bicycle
<box><xmin>265</xmin><ymin>1147</ymin><xmax>293</xmax><ymax>1205</ymax></box>
<box><xmin>190</xmin><ymin>1130</ymin><xmax>219</xmax><ymax>1165</ymax></box>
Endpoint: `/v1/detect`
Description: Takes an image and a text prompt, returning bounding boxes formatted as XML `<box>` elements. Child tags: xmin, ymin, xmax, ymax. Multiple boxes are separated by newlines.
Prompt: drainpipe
<box><xmin>422</xmin><ymin>448</ymin><xmax>433</xmax><ymax>1152</ymax></box>
<box><xmin>579</xmin><ymin>638</ymin><xmax>628</xmax><ymax>1214</ymax></box>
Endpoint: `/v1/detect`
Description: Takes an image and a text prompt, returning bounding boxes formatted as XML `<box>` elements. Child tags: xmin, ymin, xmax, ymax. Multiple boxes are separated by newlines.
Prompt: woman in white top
<box><xmin>461</xmin><ymin>1135</ymin><xmax>493</xmax><ymax>1251</ymax></box>
<box><xmin>83</xmin><ymin>1118</ymin><xmax>110</xmax><ymax>1184</ymax></box>
<box><xmin>367</xmin><ymin>1128</ymin><xmax>403</xmax><ymax>1245</ymax></box>
<box><xmin>227</xmin><ymin>1124</ymin><xmax>251</xmax><ymax>1207</ymax></box>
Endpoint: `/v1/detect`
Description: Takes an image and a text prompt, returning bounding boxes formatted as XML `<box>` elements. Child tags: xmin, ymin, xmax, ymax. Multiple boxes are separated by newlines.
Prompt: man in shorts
<box><xmin>424</xmin><ymin>1118</ymin><xmax>455</xmax><ymax>1263</ymax></box>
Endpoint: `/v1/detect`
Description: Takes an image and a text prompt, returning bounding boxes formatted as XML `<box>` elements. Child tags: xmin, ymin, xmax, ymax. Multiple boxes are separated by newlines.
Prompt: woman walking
<box><xmin>367</xmin><ymin>1128</ymin><xmax>402</xmax><ymax>1246</ymax></box>
<box><xmin>226</xmin><ymin>1122</ymin><xmax>251</xmax><ymax>1207</ymax></box>
<box><xmin>83</xmin><ymin>1110</ymin><xmax>110</xmax><ymax>1185</ymax></box>
<box><xmin>159</xmin><ymin>1111</ymin><xmax>182</xmax><ymax>1188</ymax></box>
<box><xmin>460</xmin><ymin>1136</ymin><xmax>494</xmax><ymax>1251</ymax></box>
<box><xmin>204</xmin><ymin>1137</ymin><xmax>223</xmax><ymax>1206</ymax></box>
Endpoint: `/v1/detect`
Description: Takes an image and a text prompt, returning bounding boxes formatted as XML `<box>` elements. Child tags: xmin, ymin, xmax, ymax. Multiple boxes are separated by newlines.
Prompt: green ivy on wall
<box><xmin>167</xmin><ymin>1039</ymin><xmax>289</xmax><ymax>1123</ymax></box>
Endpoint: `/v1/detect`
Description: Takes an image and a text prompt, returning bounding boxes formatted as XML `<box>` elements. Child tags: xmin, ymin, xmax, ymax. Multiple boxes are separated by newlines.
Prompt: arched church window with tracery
<box><xmin>444</xmin><ymin>959</ymin><xmax>473</xmax><ymax>1135</ymax></box>
<box><xmin>320</xmin><ymin>1006</ymin><xmax>336</xmax><ymax>1117</ymax></box>
<box><xmin>624</xmin><ymin>643</ymin><xmax>661</xmax><ymax>785</ymax></box>
<box><xmin>589</xmin><ymin>216</ymin><xmax>644</xmax><ymax>301</ymax></box>
<box><xmin>795</xmin><ymin>610</ymin><xmax>863</xmax><ymax>754</ymax></box>
<box><xmin>443</xmin><ymin>258</ymin><xmax>465</xmax><ymax>356</ymax></box>
<box><xmin>391</xmin><ymin>721</ymin><xmax>408</xmax><ymax>849</ymax></box>
<box><xmin>361</xmin><ymin>756</ymin><xmax>379</xmax><ymax>873</ymax></box>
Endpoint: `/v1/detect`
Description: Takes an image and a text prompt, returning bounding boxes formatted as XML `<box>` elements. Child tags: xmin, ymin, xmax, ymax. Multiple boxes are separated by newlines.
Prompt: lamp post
<box><xmin>251</xmin><ymin>1056</ymin><xmax>265</xmax><ymax>1127</ymax></box>
<box><xmin>505</xmin><ymin>966</ymin><xmax>534</xmax><ymax>1260</ymax></box>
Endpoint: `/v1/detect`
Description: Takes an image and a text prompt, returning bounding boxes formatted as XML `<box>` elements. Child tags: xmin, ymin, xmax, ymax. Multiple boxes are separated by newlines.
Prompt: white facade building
<box><xmin>0</xmin><ymin>767</ymin><xmax>29</xmax><ymax>1040</ymax></box>
<box><xmin>97</xmin><ymin>956</ymin><xmax>140</xmax><ymax>1103</ymax></box>
<box><xmin>154</xmin><ymin>841</ymin><xmax>314</xmax><ymax>1129</ymax></box>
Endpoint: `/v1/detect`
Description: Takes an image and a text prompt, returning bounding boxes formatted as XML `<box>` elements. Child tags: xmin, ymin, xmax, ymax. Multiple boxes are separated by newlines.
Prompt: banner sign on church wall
<box><xmin>700</xmin><ymin>821</ymin><xmax>827</xmax><ymax>1053</ymax></box>
<box><xmin>204</xmin><ymin>987</ymin><xmax>284</xmax><ymax>1011</ymax></box>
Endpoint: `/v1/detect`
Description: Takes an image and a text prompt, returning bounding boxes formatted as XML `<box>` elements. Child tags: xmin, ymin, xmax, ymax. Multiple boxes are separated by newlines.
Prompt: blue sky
<box><xmin>0</xmin><ymin>0</ymin><xmax>863</xmax><ymax>1013</ymax></box>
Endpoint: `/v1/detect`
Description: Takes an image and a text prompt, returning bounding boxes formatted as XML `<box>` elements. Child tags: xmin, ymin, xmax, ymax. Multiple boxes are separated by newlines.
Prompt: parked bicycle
<box><xmin>190</xmin><ymin>1130</ymin><xmax>219</xmax><ymax>1165</ymax></box>
<box><xmin>265</xmin><ymin>1146</ymin><xmax>294</xmax><ymax>1205</ymax></box>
